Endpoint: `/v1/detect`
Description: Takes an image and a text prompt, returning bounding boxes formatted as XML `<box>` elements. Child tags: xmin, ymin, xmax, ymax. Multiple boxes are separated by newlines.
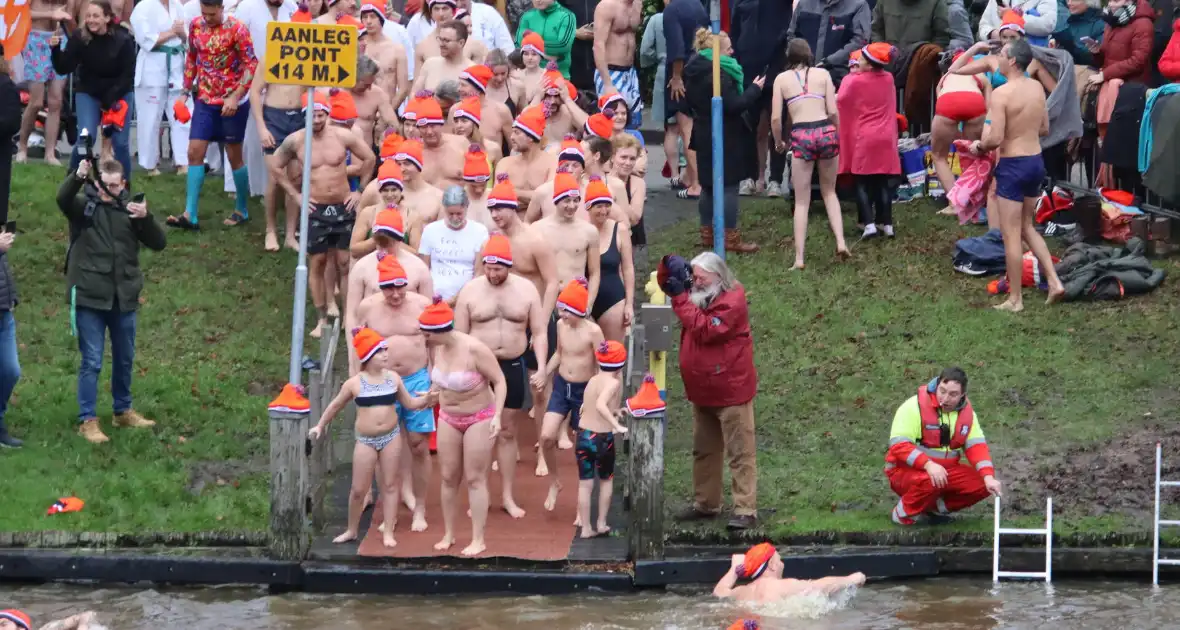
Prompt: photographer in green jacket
<box><xmin>58</xmin><ymin>158</ymin><xmax>167</xmax><ymax>444</ymax></box>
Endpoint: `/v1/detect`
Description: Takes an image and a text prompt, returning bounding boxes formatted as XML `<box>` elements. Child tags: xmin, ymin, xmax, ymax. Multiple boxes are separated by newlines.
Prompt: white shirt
<box><xmin>232</xmin><ymin>0</ymin><xmax>298</xmax><ymax>59</ymax></box>
<box><xmin>130</xmin><ymin>0</ymin><xmax>187</xmax><ymax>89</ymax></box>
<box><xmin>418</xmin><ymin>219</ymin><xmax>489</xmax><ymax>301</ymax></box>
<box><xmin>383</xmin><ymin>20</ymin><xmax>417</xmax><ymax>80</ymax></box>
<box><xmin>405</xmin><ymin>2</ymin><xmax>514</xmax><ymax>55</ymax></box>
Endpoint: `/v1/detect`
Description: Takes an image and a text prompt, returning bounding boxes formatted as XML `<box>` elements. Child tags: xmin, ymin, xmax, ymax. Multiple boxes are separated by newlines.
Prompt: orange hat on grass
<box><xmin>584</xmin><ymin>110</ymin><xmax>615</xmax><ymax>139</ymax></box>
<box><xmin>415</xmin><ymin>94</ymin><xmax>445</xmax><ymax>126</ymax></box>
<box><xmin>558</xmin><ymin>134</ymin><xmax>585</xmax><ymax>164</ymax></box>
<box><xmin>302</xmin><ymin>91</ymin><xmax>331</xmax><ymax>113</ymax></box>
<box><xmin>463</xmin><ymin>143</ymin><xmax>491</xmax><ymax>183</ymax></box>
<box><xmin>595</xmin><ymin>340</ymin><xmax>626</xmax><ymax>371</ymax></box>
<box><xmin>328</xmin><ymin>88</ymin><xmax>358</xmax><ymax>123</ymax></box>
<box><xmin>861</xmin><ymin>42</ymin><xmax>894</xmax><ymax>66</ymax></box>
<box><xmin>46</xmin><ymin>497</ymin><xmax>84</xmax><ymax>515</ymax></box>
<box><xmin>487</xmin><ymin>173</ymin><xmax>519</xmax><ymax>210</ymax></box>
<box><xmin>396</xmin><ymin>139</ymin><xmax>425</xmax><ymax>171</ymax></box>
<box><xmin>513</xmin><ymin>104</ymin><xmax>547</xmax><ymax>141</ymax></box>
<box><xmin>735</xmin><ymin>543</ymin><xmax>776</xmax><ymax>580</ymax></box>
<box><xmin>352</xmin><ymin>327</ymin><xmax>387</xmax><ymax>363</ymax></box>
<box><xmin>557</xmin><ymin>277</ymin><xmax>589</xmax><ymax>317</ymax></box>
<box><xmin>998</xmin><ymin>9</ymin><xmax>1026</xmax><ymax>34</ymax></box>
<box><xmin>269</xmin><ymin>383</ymin><xmax>311</xmax><ymax>414</ymax></box>
<box><xmin>584</xmin><ymin>175</ymin><xmax>612</xmax><ymax>208</ymax></box>
<box><xmin>461</xmin><ymin>64</ymin><xmax>493</xmax><ymax>93</ymax></box>
<box><xmin>553</xmin><ymin>171</ymin><xmax>580</xmax><ymax>204</ymax></box>
<box><xmin>521</xmin><ymin>31</ymin><xmax>545</xmax><ymax>56</ymax></box>
<box><xmin>377</xmin><ymin>255</ymin><xmax>409</xmax><ymax>288</ymax></box>
<box><xmin>373</xmin><ymin>206</ymin><xmax>406</xmax><ymax>240</ymax></box>
<box><xmin>418</xmin><ymin>295</ymin><xmax>455</xmax><ymax>331</ymax></box>
<box><xmin>454</xmin><ymin>96</ymin><xmax>482</xmax><ymax>125</ymax></box>
<box><xmin>481</xmin><ymin>233</ymin><xmax>513</xmax><ymax>266</ymax></box>
<box><xmin>377</xmin><ymin>158</ymin><xmax>404</xmax><ymax>190</ymax></box>
<box><xmin>0</xmin><ymin>610</ymin><xmax>31</xmax><ymax>630</ymax></box>
<box><xmin>626</xmin><ymin>373</ymin><xmax>666</xmax><ymax>417</ymax></box>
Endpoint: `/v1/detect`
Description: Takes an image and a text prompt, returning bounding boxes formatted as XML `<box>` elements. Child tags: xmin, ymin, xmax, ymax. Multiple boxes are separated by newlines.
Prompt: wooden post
<box><xmin>269</xmin><ymin>408</ymin><xmax>311</xmax><ymax>561</ymax></box>
<box><xmin>306</xmin><ymin>370</ymin><xmax>327</xmax><ymax>530</ymax></box>
<box><xmin>629</xmin><ymin>408</ymin><xmax>666</xmax><ymax>561</ymax></box>
<box><xmin>623</xmin><ymin>324</ymin><xmax>647</xmax><ymax>513</ymax></box>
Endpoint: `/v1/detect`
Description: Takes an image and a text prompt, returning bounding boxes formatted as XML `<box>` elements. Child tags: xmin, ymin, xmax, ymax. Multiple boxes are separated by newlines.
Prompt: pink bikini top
<box><xmin>431</xmin><ymin>366</ymin><xmax>485</xmax><ymax>392</ymax></box>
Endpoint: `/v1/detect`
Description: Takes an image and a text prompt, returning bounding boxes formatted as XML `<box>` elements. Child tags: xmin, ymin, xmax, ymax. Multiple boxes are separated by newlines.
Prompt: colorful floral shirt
<box><xmin>184</xmin><ymin>15</ymin><xmax>258</xmax><ymax>106</ymax></box>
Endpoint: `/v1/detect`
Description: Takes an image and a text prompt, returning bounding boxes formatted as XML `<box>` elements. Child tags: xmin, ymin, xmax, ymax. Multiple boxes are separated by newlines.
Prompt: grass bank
<box><xmin>1</xmin><ymin>164</ymin><xmax>295</xmax><ymax>533</ymax></box>
<box><xmin>648</xmin><ymin>197</ymin><xmax>1180</xmax><ymax>543</ymax></box>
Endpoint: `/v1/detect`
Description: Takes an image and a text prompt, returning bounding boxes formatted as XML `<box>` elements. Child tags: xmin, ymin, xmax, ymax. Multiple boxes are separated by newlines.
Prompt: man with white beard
<box><xmin>658</xmin><ymin>251</ymin><xmax>759</xmax><ymax>531</ymax></box>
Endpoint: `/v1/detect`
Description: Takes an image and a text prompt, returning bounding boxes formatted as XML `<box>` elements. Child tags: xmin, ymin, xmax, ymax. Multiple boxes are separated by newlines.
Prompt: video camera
<box><xmin>76</xmin><ymin>128</ymin><xmax>95</xmax><ymax>162</ymax></box>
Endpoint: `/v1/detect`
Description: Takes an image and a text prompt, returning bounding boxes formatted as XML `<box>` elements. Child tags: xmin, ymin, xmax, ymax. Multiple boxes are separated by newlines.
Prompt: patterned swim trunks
<box><xmin>22</xmin><ymin>30</ymin><xmax>65</xmax><ymax>83</ymax></box>
<box><xmin>789</xmin><ymin>120</ymin><xmax>840</xmax><ymax>162</ymax></box>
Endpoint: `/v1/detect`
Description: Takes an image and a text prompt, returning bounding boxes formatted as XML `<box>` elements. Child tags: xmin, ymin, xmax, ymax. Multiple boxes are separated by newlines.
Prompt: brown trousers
<box><xmin>691</xmin><ymin>401</ymin><xmax>757</xmax><ymax>517</ymax></box>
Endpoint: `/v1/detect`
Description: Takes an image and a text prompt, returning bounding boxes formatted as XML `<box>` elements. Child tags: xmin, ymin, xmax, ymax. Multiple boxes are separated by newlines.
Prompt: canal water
<box><xmin>5</xmin><ymin>578</ymin><xmax>1180</xmax><ymax>629</ymax></box>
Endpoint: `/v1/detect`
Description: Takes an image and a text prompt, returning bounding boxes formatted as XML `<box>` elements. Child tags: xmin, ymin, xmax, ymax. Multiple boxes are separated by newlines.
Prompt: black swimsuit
<box><xmin>626</xmin><ymin>177</ymin><xmax>646</xmax><ymax>247</ymax></box>
<box><xmin>591</xmin><ymin>222</ymin><xmax>625</xmax><ymax>320</ymax></box>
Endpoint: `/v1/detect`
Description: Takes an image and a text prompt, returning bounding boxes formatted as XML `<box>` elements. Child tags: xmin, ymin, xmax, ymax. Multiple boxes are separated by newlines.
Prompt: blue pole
<box><xmin>709</xmin><ymin>0</ymin><xmax>725</xmax><ymax>259</ymax></box>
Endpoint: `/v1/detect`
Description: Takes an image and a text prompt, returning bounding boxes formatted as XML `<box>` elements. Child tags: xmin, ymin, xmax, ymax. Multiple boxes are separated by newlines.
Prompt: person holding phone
<box><xmin>58</xmin><ymin>159</ymin><xmax>167</xmax><ymax>444</ymax></box>
<box><xmin>1084</xmin><ymin>0</ymin><xmax>1156</xmax><ymax>88</ymax></box>
<box><xmin>1051</xmin><ymin>0</ymin><xmax>1104</xmax><ymax>68</ymax></box>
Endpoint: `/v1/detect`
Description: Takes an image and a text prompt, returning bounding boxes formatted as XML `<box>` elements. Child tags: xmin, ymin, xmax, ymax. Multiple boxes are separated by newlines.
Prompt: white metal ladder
<box><xmin>992</xmin><ymin>496</ymin><xmax>1053</xmax><ymax>582</ymax></box>
<box><xmin>1152</xmin><ymin>443</ymin><xmax>1180</xmax><ymax>586</ymax></box>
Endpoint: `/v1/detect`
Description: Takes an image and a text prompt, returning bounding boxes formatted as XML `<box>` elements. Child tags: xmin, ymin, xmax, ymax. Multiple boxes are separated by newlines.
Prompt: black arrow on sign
<box><xmin>337</xmin><ymin>66</ymin><xmax>350</xmax><ymax>83</ymax></box>
<box><xmin>269</xmin><ymin>62</ymin><xmax>281</xmax><ymax>77</ymax></box>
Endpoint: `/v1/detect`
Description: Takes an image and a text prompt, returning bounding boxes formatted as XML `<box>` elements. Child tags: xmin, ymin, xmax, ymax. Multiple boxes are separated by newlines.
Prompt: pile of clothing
<box><xmin>1054</xmin><ymin>237</ymin><xmax>1166</xmax><ymax>301</ymax></box>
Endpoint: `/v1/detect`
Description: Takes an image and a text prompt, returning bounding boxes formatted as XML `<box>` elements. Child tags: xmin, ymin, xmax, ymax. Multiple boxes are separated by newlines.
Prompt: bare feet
<box><xmin>558</xmin><ymin>433</ymin><xmax>573</xmax><ymax>450</ymax></box>
<box><xmin>544</xmin><ymin>481</ymin><xmax>561</xmax><ymax>511</ymax></box>
<box><xmin>382</xmin><ymin>529</ymin><xmax>397</xmax><ymax>548</ymax></box>
<box><xmin>264</xmin><ymin>231</ymin><xmax>280</xmax><ymax>252</ymax></box>
<box><xmin>310</xmin><ymin>318</ymin><xmax>326</xmax><ymax>338</ymax></box>
<box><xmin>791</xmin><ymin>262</ymin><xmax>806</xmax><ymax>271</ymax></box>
<box><xmin>433</xmin><ymin>535</ymin><xmax>454</xmax><ymax>551</ymax></box>
<box><xmin>147</xmin><ymin>169</ymin><xmax>161</xmax><ymax>177</ymax></box>
<box><xmin>376</xmin><ymin>519</ymin><xmax>397</xmax><ymax>533</ymax></box>
<box><xmin>1046</xmin><ymin>284</ymin><xmax>1065</xmax><ymax>305</ymax></box>
<box><xmin>937</xmin><ymin>206</ymin><xmax>958</xmax><ymax>215</ymax></box>
<box><xmin>596</xmin><ymin>524</ymin><xmax>611</xmax><ymax>536</ymax></box>
<box><xmin>285</xmin><ymin>236</ymin><xmax>299</xmax><ymax>251</ymax></box>
<box><xmin>534</xmin><ymin>457</ymin><xmax>549</xmax><ymax>477</ymax></box>
<box><xmin>503</xmin><ymin>500</ymin><xmax>526</xmax><ymax>519</ymax></box>
<box><xmin>176</xmin><ymin>166</ymin><xmax>188</xmax><ymax>176</ymax></box>
<box><xmin>411</xmin><ymin>512</ymin><xmax>428</xmax><ymax>532</ymax></box>
<box><xmin>993</xmin><ymin>299</ymin><xmax>1024</xmax><ymax>313</ymax></box>
<box><xmin>45</xmin><ymin>156</ymin><xmax>61</xmax><ymax>166</ymax></box>
<box><xmin>573</xmin><ymin>513</ymin><xmax>581</xmax><ymax>527</ymax></box>
<box><xmin>14</xmin><ymin>151</ymin><xmax>27</xmax><ymax>164</ymax></box>
<box><xmin>327</xmin><ymin>301</ymin><xmax>340</xmax><ymax>318</ymax></box>
<box><xmin>461</xmin><ymin>540</ymin><xmax>486</xmax><ymax>556</ymax></box>
<box><xmin>579</xmin><ymin>526</ymin><xmax>597</xmax><ymax>539</ymax></box>
<box><xmin>836</xmin><ymin>249</ymin><xmax>852</xmax><ymax>261</ymax></box>
<box><xmin>332</xmin><ymin>529</ymin><xmax>358</xmax><ymax>543</ymax></box>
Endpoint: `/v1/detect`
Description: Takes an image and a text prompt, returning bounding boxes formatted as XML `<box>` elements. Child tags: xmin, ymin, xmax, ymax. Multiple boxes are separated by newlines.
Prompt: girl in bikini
<box><xmin>419</xmin><ymin>296</ymin><xmax>508</xmax><ymax>557</ymax></box>
<box><xmin>309</xmin><ymin>327</ymin><xmax>436</xmax><ymax>548</ymax></box>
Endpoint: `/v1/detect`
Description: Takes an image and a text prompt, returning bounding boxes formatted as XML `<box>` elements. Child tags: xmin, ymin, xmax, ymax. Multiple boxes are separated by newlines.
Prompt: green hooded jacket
<box><xmin>516</xmin><ymin>3</ymin><xmax>577</xmax><ymax>78</ymax></box>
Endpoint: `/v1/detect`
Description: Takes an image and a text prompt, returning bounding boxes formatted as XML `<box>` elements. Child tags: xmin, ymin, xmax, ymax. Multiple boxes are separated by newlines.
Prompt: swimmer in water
<box><xmin>2</xmin><ymin>609</ymin><xmax>103</xmax><ymax>630</ymax></box>
<box><xmin>713</xmin><ymin>543</ymin><xmax>866</xmax><ymax>603</ymax></box>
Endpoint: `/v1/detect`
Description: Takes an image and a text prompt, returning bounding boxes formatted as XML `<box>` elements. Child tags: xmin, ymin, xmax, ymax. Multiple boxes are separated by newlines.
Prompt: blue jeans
<box><xmin>71</xmin><ymin>92</ymin><xmax>134</xmax><ymax>181</ymax></box>
<box><xmin>0</xmin><ymin>311</ymin><xmax>21</xmax><ymax>425</ymax></box>
<box><xmin>75</xmin><ymin>306</ymin><xmax>136</xmax><ymax>422</ymax></box>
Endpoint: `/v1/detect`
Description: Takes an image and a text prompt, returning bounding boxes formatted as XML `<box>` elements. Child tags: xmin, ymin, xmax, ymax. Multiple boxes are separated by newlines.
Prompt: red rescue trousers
<box><xmin>886</xmin><ymin>462</ymin><xmax>990</xmax><ymax>525</ymax></box>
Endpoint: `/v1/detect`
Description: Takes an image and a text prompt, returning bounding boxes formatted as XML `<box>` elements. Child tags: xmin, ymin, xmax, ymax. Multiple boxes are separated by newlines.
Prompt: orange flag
<box><xmin>1</xmin><ymin>0</ymin><xmax>33</xmax><ymax>61</ymax></box>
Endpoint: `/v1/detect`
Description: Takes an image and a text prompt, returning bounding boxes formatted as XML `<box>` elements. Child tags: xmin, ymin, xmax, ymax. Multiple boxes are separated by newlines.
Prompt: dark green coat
<box><xmin>57</xmin><ymin>173</ymin><xmax>167</xmax><ymax>312</ymax></box>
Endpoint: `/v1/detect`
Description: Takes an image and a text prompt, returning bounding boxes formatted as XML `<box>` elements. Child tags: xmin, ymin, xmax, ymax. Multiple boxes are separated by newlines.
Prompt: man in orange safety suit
<box><xmin>885</xmin><ymin>367</ymin><xmax>1003</xmax><ymax>525</ymax></box>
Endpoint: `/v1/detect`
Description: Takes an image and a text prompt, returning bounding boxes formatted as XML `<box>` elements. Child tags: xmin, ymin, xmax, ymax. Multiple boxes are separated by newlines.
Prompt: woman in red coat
<box><xmin>1084</xmin><ymin>0</ymin><xmax>1156</xmax><ymax>88</ymax></box>
<box><xmin>837</xmin><ymin>43</ymin><xmax>902</xmax><ymax>240</ymax></box>
<box><xmin>1160</xmin><ymin>19</ymin><xmax>1180</xmax><ymax>82</ymax></box>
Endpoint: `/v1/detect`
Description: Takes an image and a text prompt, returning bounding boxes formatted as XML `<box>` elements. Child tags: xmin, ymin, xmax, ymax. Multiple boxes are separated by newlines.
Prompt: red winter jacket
<box><xmin>1161</xmin><ymin>19</ymin><xmax>1180</xmax><ymax>82</ymax></box>
<box><xmin>1094</xmin><ymin>0</ymin><xmax>1157</xmax><ymax>84</ymax></box>
<box><xmin>671</xmin><ymin>285</ymin><xmax>758</xmax><ymax>408</ymax></box>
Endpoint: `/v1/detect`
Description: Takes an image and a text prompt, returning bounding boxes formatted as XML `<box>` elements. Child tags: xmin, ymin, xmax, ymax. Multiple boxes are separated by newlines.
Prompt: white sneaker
<box><xmin>738</xmin><ymin>179</ymin><xmax>755</xmax><ymax>196</ymax></box>
<box><xmin>883</xmin><ymin>225</ymin><xmax>895</xmax><ymax>237</ymax></box>
<box><xmin>862</xmin><ymin>224</ymin><xmax>879</xmax><ymax>238</ymax></box>
<box><xmin>765</xmin><ymin>181</ymin><xmax>782</xmax><ymax>197</ymax></box>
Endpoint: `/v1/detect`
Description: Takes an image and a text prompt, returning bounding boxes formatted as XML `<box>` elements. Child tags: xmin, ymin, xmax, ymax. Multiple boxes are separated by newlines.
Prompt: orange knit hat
<box><xmin>454</xmin><ymin>95</ymin><xmax>482</xmax><ymax>125</ymax></box>
<box><xmin>403</xmin><ymin>90</ymin><xmax>434</xmax><ymax>123</ymax></box>
<box><xmin>999</xmin><ymin>9</ymin><xmax>1026</xmax><ymax>34</ymax></box>
<box><xmin>849</xmin><ymin>49</ymin><xmax>863</xmax><ymax>67</ymax></box>
<box><xmin>584</xmin><ymin>110</ymin><xmax>615</xmax><ymax>139</ymax></box>
<box><xmin>553</xmin><ymin>171</ymin><xmax>581</xmax><ymax>204</ymax></box>
<box><xmin>463</xmin><ymin>143</ymin><xmax>490</xmax><ymax>183</ymax></box>
<box><xmin>584</xmin><ymin>175</ymin><xmax>612</xmax><ymax>208</ymax></box>
<box><xmin>0</xmin><ymin>610</ymin><xmax>32</xmax><ymax>630</ymax></box>
<box><xmin>359</xmin><ymin>2</ymin><xmax>386</xmax><ymax>22</ymax></box>
<box><xmin>461</xmin><ymin>64</ymin><xmax>493</xmax><ymax>93</ymax></box>
<box><xmin>513</xmin><ymin>104</ymin><xmax>547</xmax><ymax>141</ymax></box>
<box><xmin>521</xmin><ymin>30</ymin><xmax>545</xmax><ymax>56</ymax></box>
<box><xmin>328</xmin><ymin>88</ymin><xmax>358</xmax><ymax>123</ymax></box>
<box><xmin>625</xmin><ymin>373</ymin><xmax>666</xmax><ymax>417</ymax></box>
<box><xmin>377</xmin><ymin>255</ymin><xmax>409</xmax><ymax>288</ymax></box>
<box><xmin>557</xmin><ymin>277</ymin><xmax>589</xmax><ymax>317</ymax></box>
<box><xmin>336</xmin><ymin>14</ymin><xmax>365</xmax><ymax>35</ymax></box>
<box><xmin>377</xmin><ymin>158</ymin><xmax>404</xmax><ymax>189</ymax></box>
<box><xmin>418</xmin><ymin>295</ymin><xmax>455</xmax><ymax>331</ymax></box>
<box><xmin>487</xmin><ymin>173</ymin><xmax>519</xmax><ymax>210</ymax></box>
<box><xmin>415</xmin><ymin>94</ymin><xmax>445</xmax><ymax>126</ymax></box>
<box><xmin>269</xmin><ymin>383</ymin><xmax>311</xmax><ymax>414</ymax></box>
<box><xmin>598</xmin><ymin>92</ymin><xmax>625</xmax><ymax>113</ymax></box>
<box><xmin>595</xmin><ymin>340</ymin><xmax>626</xmax><ymax>371</ymax></box>
<box><xmin>558</xmin><ymin>134</ymin><xmax>585</xmax><ymax>164</ymax></box>
<box><xmin>396</xmin><ymin>139</ymin><xmax>425</xmax><ymax>171</ymax></box>
<box><xmin>379</xmin><ymin>129</ymin><xmax>405</xmax><ymax>160</ymax></box>
<box><xmin>373</xmin><ymin>206</ymin><xmax>406</xmax><ymax>239</ymax></box>
<box><xmin>302</xmin><ymin>91</ymin><xmax>330</xmax><ymax>113</ymax></box>
<box><xmin>481</xmin><ymin>233</ymin><xmax>513</xmax><ymax>266</ymax></box>
<box><xmin>352</xmin><ymin>326</ymin><xmax>387</xmax><ymax>363</ymax></box>
<box><xmin>735</xmin><ymin>543</ymin><xmax>776</xmax><ymax>580</ymax></box>
<box><xmin>861</xmin><ymin>42</ymin><xmax>895</xmax><ymax>66</ymax></box>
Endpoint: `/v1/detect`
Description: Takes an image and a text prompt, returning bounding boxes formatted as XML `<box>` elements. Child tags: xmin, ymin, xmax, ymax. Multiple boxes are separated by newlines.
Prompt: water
<box><xmin>6</xmin><ymin>578</ymin><xmax>1180</xmax><ymax>629</ymax></box>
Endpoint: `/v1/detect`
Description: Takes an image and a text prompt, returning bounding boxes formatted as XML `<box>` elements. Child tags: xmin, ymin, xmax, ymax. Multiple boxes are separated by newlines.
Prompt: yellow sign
<box><xmin>264</xmin><ymin>22</ymin><xmax>357</xmax><ymax>88</ymax></box>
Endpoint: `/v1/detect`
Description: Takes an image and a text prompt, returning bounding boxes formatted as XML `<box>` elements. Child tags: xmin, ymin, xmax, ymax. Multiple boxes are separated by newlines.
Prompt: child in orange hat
<box><xmin>713</xmin><ymin>542</ymin><xmax>867</xmax><ymax>602</ymax></box>
<box><xmin>519</xmin><ymin>31</ymin><xmax>548</xmax><ymax>103</ymax></box>
<box><xmin>351</xmin><ymin>160</ymin><xmax>406</xmax><ymax>258</ymax></box>
<box><xmin>573</xmin><ymin>340</ymin><xmax>629</xmax><ymax>538</ymax></box>
<box><xmin>839</xmin><ymin>42</ymin><xmax>902</xmax><ymax>244</ymax></box>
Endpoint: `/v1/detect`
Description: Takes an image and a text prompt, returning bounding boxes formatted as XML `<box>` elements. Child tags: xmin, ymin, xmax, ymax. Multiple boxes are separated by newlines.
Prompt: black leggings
<box><xmin>855</xmin><ymin>175</ymin><xmax>893</xmax><ymax>227</ymax></box>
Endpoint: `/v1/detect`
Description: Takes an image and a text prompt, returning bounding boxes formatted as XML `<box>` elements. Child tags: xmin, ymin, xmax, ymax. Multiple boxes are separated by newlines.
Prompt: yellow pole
<box><xmin>644</xmin><ymin>271</ymin><xmax>667</xmax><ymax>395</ymax></box>
<box><xmin>712</xmin><ymin>35</ymin><xmax>721</xmax><ymax>99</ymax></box>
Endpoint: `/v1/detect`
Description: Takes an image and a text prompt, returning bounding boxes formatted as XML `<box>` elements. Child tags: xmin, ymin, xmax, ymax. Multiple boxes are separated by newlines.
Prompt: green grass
<box><xmin>1</xmin><ymin>163</ymin><xmax>297</xmax><ymax>533</ymax></box>
<box><xmin>649</xmin><ymin>197</ymin><xmax>1180</xmax><ymax>542</ymax></box>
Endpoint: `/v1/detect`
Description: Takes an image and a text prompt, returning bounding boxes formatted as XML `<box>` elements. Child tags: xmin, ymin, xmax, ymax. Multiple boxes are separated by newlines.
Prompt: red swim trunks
<box><xmin>935</xmin><ymin>91</ymin><xmax>987</xmax><ymax>123</ymax></box>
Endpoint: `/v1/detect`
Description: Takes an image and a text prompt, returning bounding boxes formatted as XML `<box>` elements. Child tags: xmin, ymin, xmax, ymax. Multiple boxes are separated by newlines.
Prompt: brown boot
<box><xmin>79</xmin><ymin>419</ymin><xmax>110</xmax><ymax>443</ymax></box>
<box><xmin>725</xmin><ymin>229</ymin><xmax>760</xmax><ymax>254</ymax></box>
<box><xmin>114</xmin><ymin>410</ymin><xmax>156</xmax><ymax>428</ymax></box>
<box><xmin>699</xmin><ymin>226</ymin><xmax>714</xmax><ymax>249</ymax></box>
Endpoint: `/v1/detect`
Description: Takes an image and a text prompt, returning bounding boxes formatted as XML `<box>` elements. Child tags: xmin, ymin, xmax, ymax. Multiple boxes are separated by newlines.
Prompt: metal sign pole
<box><xmin>709</xmin><ymin>0</ymin><xmax>725</xmax><ymax>259</ymax></box>
<box><xmin>287</xmin><ymin>86</ymin><xmax>315</xmax><ymax>386</ymax></box>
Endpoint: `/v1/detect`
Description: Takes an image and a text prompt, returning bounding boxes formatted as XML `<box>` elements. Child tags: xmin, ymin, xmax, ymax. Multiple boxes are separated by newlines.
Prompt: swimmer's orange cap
<box><xmin>521</xmin><ymin>31</ymin><xmax>545</xmax><ymax>56</ymax></box>
<box><xmin>0</xmin><ymin>610</ymin><xmax>31</xmax><ymax>630</ymax></box>
<box><xmin>736</xmin><ymin>543</ymin><xmax>776</xmax><ymax>580</ymax></box>
<box><xmin>727</xmin><ymin>620</ymin><xmax>760</xmax><ymax>630</ymax></box>
<box><xmin>419</xmin><ymin>295</ymin><xmax>455</xmax><ymax>331</ymax></box>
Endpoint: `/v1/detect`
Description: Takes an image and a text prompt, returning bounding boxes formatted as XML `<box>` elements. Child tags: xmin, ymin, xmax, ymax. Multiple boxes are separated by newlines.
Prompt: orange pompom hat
<box><xmin>487</xmin><ymin>173</ymin><xmax>519</xmax><ymax>210</ymax></box>
<box><xmin>173</xmin><ymin>96</ymin><xmax>192</xmax><ymax>123</ymax></box>
<box><xmin>454</xmin><ymin>95</ymin><xmax>482</xmax><ymax>125</ymax></box>
<box><xmin>595</xmin><ymin>340</ymin><xmax>627</xmax><ymax>371</ymax></box>
<box><xmin>379</xmin><ymin>129</ymin><xmax>405</xmax><ymax>160</ymax></box>
<box><xmin>359</xmin><ymin>3</ymin><xmax>386</xmax><ymax>23</ymax></box>
<box><xmin>269</xmin><ymin>383</ymin><xmax>311</xmax><ymax>414</ymax></box>
<box><xmin>0</xmin><ymin>610</ymin><xmax>31</xmax><ymax>630</ymax></box>
<box><xmin>415</xmin><ymin>94</ymin><xmax>445</xmax><ymax>126</ymax></box>
<box><xmin>861</xmin><ymin>42</ymin><xmax>895</xmax><ymax>66</ymax></box>
<box><xmin>462</xmin><ymin>143</ymin><xmax>491</xmax><ymax>183</ymax></box>
<box><xmin>352</xmin><ymin>326</ymin><xmax>387</xmax><ymax>363</ymax></box>
<box><xmin>418</xmin><ymin>295</ymin><xmax>456</xmax><ymax>331</ymax></box>
<box><xmin>513</xmin><ymin>104</ymin><xmax>547</xmax><ymax>142</ymax></box>
<box><xmin>302</xmin><ymin>91</ymin><xmax>331</xmax><ymax>113</ymax></box>
<box><xmin>481</xmin><ymin>233</ymin><xmax>513</xmax><ymax>267</ymax></box>
<box><xmin>584</xmin><ymin>175</ymin><xmax>612</xmax><ymax>208</ymax></box>
<box><xmin>735</xmin><ymin>543</ymin><xmax>776</xmax><ymax>580</ymax></box>
<box><xmin>461</xmin><ymin>64</ymin><xmax>493</xmax><ymax>93</ymax></box>
<box><xmin>598</xmin><ymin>92</ymin><xmax>625</xmax><ymax>113</ymax></box>
<box><xmin>553</xmin><ymin>171</ymin><xmax>581</xmax><ymax>204</ymax></box>
<box><xmin>521</xmin><ymin>31</ymin><xmax>545</xmax><ymax>56</ymax></box>
<box><xmin>328</xmin><ymin>88</ymin><xmax>358</xmax><ymax>123</ymax></box>
<box><xmin>584</xmin><ymin>110</ymin><xmax>615</xmax><ymax>139</ymax></box>
<box><xmin>999</xmin><ymin>9</ymin><xmax>1026</xmax><ymax>34</ymax></box>
<box><xmin>625</xmin><ymin>373</ymin><xmax>666</xmax><ymax>417</ymax></box>
<box><xmin>558</xmin><ymin>134</ymin><xmax>585</xmax><ymax>164</ymax></box>
<box><xmin>377</xmin><ymin>255</ymin><xmax>409</xmax><ymax>288</ymax></box>
<box><xmin>557</xmin><ymin>277</ymin><xmax>589</xmax><ymax>317</ymax></box>
<box><xmin>377</xmin><ymin>158</ymin><xmax>404</xmax><ymax>190</ymax></box>
<box><xmin>46</xmin><ymin>497</ymin><xmax>84</xmax><ymax>515</ymax></box>
<box><xmin>395</xmin><ymin>139</ymin><xmax>425</xmax><ymax>171</ymax></box>
<box><xmin>373</xmin><ymin>206</ymin><xmax>406</xmax><ymax>240</ymax></box>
